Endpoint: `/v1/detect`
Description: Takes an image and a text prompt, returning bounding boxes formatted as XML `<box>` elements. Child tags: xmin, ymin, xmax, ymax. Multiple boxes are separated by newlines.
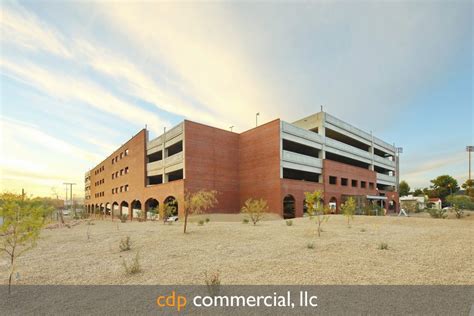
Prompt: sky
<box><xmin>0</xmin><ymin>1</ymin><xmax>472</xmax><ymax>199</ymax></box>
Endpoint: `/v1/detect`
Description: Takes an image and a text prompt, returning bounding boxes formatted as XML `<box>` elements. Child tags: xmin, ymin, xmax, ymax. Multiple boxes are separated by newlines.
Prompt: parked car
<box><xmin>61</xmin><ymin>209</ymin><xmax>70</xmax><ymax>216</ymax></box>
<box><xmin>165</xmin><ymin>216</ymin><xmax>179</xmax><ymax>222</ymax></box>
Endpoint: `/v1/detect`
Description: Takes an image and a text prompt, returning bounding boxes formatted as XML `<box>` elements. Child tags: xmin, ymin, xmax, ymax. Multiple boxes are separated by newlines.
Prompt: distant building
<box><xmin>427</xmin><ymin>198</ymin><xmax>442</xmax><ymax>209</ymax></box>
<box><xmin>400</xmin><ymin>195</ymin><xmax>426</xmax><ymax>212</ymax></box>
<box><xmin>85</xmin><ymin>111</ymin><xmax>400</xmax><ymax>219</ymax></box>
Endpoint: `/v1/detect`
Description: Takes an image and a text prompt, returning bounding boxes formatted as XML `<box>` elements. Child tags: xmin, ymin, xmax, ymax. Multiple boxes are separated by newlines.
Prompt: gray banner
<box><xmin>0</xmin><ymin>285</ymin><xmax>473</xmax><ymax>315</ymax></box>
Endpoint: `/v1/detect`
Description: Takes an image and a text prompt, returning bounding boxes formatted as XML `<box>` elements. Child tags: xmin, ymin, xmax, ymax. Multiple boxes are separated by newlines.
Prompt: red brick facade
<box><xmin>85</xmin><ymin>119</ymin><xmax>399</xmax><ymax>218</ymax></box>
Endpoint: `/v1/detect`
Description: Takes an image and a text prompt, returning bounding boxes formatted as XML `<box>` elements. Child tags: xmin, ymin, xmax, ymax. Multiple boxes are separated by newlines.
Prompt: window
<box><xmin>120</xmin><ymin>169</ymin><xmax>123</xmax><ymax>176</ymax></box>
<box><xmin>112</xmin><ymin>174</ymin><xmax>115</xmax><ymax>179</ymax></box>
<box><xmin>369</xmin><ymin>182</ymin><xmax>374</xmax><ymax>189</ymax></box>
<box><xmin>352</xmin><ymin>180</ymin><xmax>358</xmax><ymax>187</ymax></box>
<box><xmin>125</xmin><ymin>185</ymin><xmax>129</xmax><ymax>192</ymax></box>
<box><xmin>341</xmin><ymin>178</ymin><xmax>348</xmax><ymax>186</ymax></box>
<box><xmin>125</xmin><ymin>149</ymin><xmax>129</xmax><ymax>156</ymax></box>
<box><xmin>112</xmin><ymin>189</ymin><xmax>114</xmax><ymax>194</ymax></box>
<box><xmin>361</xmin><ymin>181</ymin><xmax>367</xmax><ymax>188</ymax></box>
<box><xmin>125</xmin><ymin>167</ymin><xmax>129</xmax><ymax>174</ymax></box>
<box><xmin>120</xmin><ymin>186</ymin><xmax>123</xmax><ymax>192</ymax></box>
<box><xmin>120</xmin><ymin>153</ymin><xmax>123</xmax><ymax>159</ymax></box>
<box><xmin>329</xmin><ymin>176</ymin><xmax>337</xmax><ymax>185</ymax></box>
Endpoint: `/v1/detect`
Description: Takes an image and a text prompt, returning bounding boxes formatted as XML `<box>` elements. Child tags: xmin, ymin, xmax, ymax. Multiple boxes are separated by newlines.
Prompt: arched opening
<box><xmin>131</xmin><ymin>200</ymin><xmax>142</xmax><ymax>219</ymax></box>
<box><xmin>283</xmin><ymin>195</ymin><xmax>295</xmax><ymax>219</ymax></box>
<box><xmin>94</xmin><ymin>204</ymin><xmax>99</xmax><ymax>217</ymax></box>
<box><xmin>329</xmin><ymin>197</ymin><xmax>337</xmax><ymax>213</ymax></box>
<box><xmin>99</xmin><ymin>203</ymin><xmax>105</xmax><ymax>217</ymax></box>
<box><xmin>105</xmin><ymin>203</ymin><xmax>111</xmax><ymax>217</ymax></box>
<box><xmin>389</xmin><ymin>200</ymin><xmax>396</xmax><ymax>212</ymax></box>
<box><xmin>112</xmin><ymin>202</ymin><xmax>119</xmax><ymax>217</ymax></box>
<box><xmin>120</xmin><ymin>201</ymin><xmax>130</xmax><ymax>219</ymax></box>
<box><xmin>145</xmin><ymin>198</ymin><xmax>159</xmax><ymax>220</ymax></box>
<box><xmin>164</xmin><ymin>196</ymin><xmax>178</xmax><ymax>216</ymax></box>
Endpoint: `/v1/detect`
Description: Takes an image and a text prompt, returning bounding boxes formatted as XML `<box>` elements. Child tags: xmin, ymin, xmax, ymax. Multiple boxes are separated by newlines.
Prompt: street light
<box><xmin>395</xmin><ymin>147</ymin><xmax>403</xmax><ymax>192</ymax></box>
<box><xmin>467</xmin><ymin>146</ymin><xmax>473</xmax><ymax>181</ymax></box>
<box><xmin>256</xmin><ymin>112</ymin><xmax>260</xmax><ymax>127</ymax></box>
<box><xmin>229</xmin><ymin>126</ymin><xmax>234</xmax><ymax>132</ymax></box>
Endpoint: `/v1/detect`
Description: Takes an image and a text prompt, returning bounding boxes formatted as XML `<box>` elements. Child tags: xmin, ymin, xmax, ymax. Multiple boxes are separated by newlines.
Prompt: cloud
<box><xmin>0</xmin><ymin>2</ymin><xmax>71</xmax><ymax>58</ymax></box>
<box><xmin>0</xmin><ymin>58</ymin><xmax>169</xmax><ymax>135</ymax></box>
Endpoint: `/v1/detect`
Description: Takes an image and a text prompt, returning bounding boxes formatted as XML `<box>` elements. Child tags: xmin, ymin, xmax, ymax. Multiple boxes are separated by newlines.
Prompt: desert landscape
<box><xmin>1</xmin><ymin>213</ymin><xmax>472</xmax><ymax>286</ymax></box>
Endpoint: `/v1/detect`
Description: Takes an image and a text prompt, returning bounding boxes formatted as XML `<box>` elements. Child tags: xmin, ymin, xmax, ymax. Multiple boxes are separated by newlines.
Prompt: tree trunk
<box><xmin>183</xmin><ymin>210</ymin><xmax>188</xmax><ymax>233</ymax></box>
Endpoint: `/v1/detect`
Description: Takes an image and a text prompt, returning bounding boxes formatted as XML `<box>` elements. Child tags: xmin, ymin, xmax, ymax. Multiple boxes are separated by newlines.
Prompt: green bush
<box><xmin>306</xmin><ymin>242</ymin><xmax>315</xmax><ymax>249</ymax></box>
<box><xmin>198</xmin><ymin>220</ymin><xmax>205</xmax><ymax>226</ymax></box>
<box><xmin>205</xmin><ymin>218</ymin><xmax>210</xmax><ymax>223</ymax></box>
<box><xmin>426</xmin><ymin>208</ymin><xmax>447</xmax><ymax>219</ymax></box>
<box><xmin>446</xmin><ymin>195</ymin><xmax>474</xmax><ymax>210</ymax></box>
<box><xmin>286</xmin><ymin>220</ymin><xmax>293</xmax><ymax>226</ymax></box>
<box><xmin>242</xmin><ymin>218</ymin><xmax>249</xmax><ymax>224</ymax></box>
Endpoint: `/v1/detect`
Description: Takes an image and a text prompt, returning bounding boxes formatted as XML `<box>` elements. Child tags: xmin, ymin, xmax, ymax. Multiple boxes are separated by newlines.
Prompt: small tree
<box><xmin>0</xmin><ymin>193</ymin><xmax>45</xmax><ymax>294</ymax></box>
<box><xmin>341</xmin><ymin>197</ymin><xmax>356</xmax><ymax>228</ymax></box>
<box><xmin>399</xmin><ymin>181</ymin><xmax>410</xmax><ymax>197</ymax></box>
<box><xmin>451</xmin><ymin>204</ymin><xmax>464</xmax><ymax>219</ymax></box>
<box><xmin>241</xmin><ymin>198</ymin><xmax>268</xmax><ymax>225</ymax></box>
<box><xmin>304</xmin><ymin>190</ymin><xmax>329</xmax><ymax>237</ymax></box>
<box><xmin>183</xmin><ymin>190</ymin><xmax>218</xmax><ymax>233</ymax></box>
<box><xmin>161</xmin><ymin>200</ymin><xmax>177</xmax><ymax>224</ymax></box>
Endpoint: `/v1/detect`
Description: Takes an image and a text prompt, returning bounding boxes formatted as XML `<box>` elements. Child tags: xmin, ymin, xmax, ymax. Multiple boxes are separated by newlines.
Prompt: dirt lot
<box><xmin>0</xmin><ymin>213</ymin><xmax>472</xmax><ymax>285</ymax></box>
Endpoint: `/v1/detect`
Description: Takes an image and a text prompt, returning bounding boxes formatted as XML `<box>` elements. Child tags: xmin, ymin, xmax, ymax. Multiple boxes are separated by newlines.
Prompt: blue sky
<box><xmin>0</xmin><ymin>1</ymin><xmax>472</xmax><ymax>198</ymax></box>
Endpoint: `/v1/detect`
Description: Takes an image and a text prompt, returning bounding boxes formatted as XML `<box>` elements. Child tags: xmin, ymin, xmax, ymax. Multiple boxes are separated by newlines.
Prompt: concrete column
<box><xmin>162</xmin><ymin>127</ymin><xmax>167</xmax><ymax>183</ymax></box>
<box><xmin>320</xmin><ymin>112</ymin><xmax>326</xmax><ymax>159</ymax></box>
<box><xmin>369</xmin><ymin>131</ymin><xmax>375</xmax><ymax>171</ymax></box>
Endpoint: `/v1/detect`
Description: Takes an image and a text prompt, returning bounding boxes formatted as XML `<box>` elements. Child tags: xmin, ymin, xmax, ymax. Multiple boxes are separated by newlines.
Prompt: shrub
<box><xmin>198</xmin><ymin>220</ymin><xmax>205</xmax><ymax>226</ymax></box>
<box><xmin>119</xmin><ymin>214</ymin><xmax>128</xmax><ymax>223</ymax></box>
<box><xmin>306</xmin><ymin>242</ymin><xmax>315</xmax><ymax>249</ymax></box>
<box><xmin>242</xmin><ymin>218</ymin><xmax>249</xmax><ymax>224</ymax></box>
<box><xmin>360</xmin><ymin>228</ymin><xmax>366</xmax><ymax>232</ymax></box>
<box><xmin>205</xmin><ymin>218</ymin><xmax>210</xmax><ymax>223</ymax></box>
<box><xmin>119</xmin><ymin>236</ymin><xmax>131</xmax><ymax>252</ymax></box>
<box><xmin>183</xmin><ymin>190</ymin><xmax>218</xmax><ymax>233</ymax></box>
<box><xmin>241</xmin><ymin>198</ymin><xmax>268</xmax><ymax>225</ymax></box>
<box><xmin>304</xmin><ymin>190</ymin><xmax>330</xmax><ymax>237</ymax></box>
<box><xmin>204</xmin><ymin>271</ymin><xmax>221</xmax><ymax>296</ymax></box>
<box><xmin>122</xmin><ymin>251</ymin><xmax>141</xmax><ymax>275</ymax></box>
<box><xmin>426</xmin><ymin>208</ymin><xmax>447</xmax><ymax>219</ymax></box>
<box><xmin>286</xmin><ymin>220</ymin><xmax>293</xmax><ymax>226</ymax></box>
<box><xmin>446</xmin><ymin>195</ymin><xmax>474</xmax><ymax>210</ymax></box>
<box><xmin>451</xmin><ymin>205</ymin><xmax>464</xmax><ymax>219</ymax></box>
<box><xmin>378</xmin><ymin>242</ymin><xmax>389</xmax><ymax>250</ymax></box>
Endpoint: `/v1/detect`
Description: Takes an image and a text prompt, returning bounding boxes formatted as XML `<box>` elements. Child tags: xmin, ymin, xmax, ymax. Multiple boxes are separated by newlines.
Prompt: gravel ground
<box><xmin>1</xmin><ymin>213</ymin><xmax>472</xmax><ymax>285</ymax></box>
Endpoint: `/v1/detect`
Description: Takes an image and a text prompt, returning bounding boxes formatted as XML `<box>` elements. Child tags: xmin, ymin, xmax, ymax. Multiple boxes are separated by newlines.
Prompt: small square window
<box><xmin>361</xmin><ymin>181</ymin><xmax>367</xmax><ymax>188</ymax></box>
<box><xmin>369</xmin><ymin>182</ymin><xmax>374</xmax><ymax>189</ymax></box>
<box><xmin>352</xmin><ymin>180</ymin><xmax>357</xmax><ymax>187</ymax></box>
<box><xmin>329</xmin><ymin>176</ymin><xmax>337</xmax><ymax>185</ymax></box>
<box><xmin>341</xmin><ymin>178</ymin><xmax>348</xmax><ymax>186</ymax></box>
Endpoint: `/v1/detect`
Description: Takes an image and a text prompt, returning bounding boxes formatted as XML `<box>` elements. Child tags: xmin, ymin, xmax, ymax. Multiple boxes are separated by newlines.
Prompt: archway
<box><xmin>388</xmin><ymin>200</ymin><xmax>396</xmax><ymax>212</ymax></box>
<box><xmin>131</xmin><ymin>200</ymin><xmax>142</xmax><ymax>219</ymax></box>
<box><xmin>112</xmin><ymin>202</ymin><xmax>119</xmax><ymax>217</ymax></box>
<box><xmin>283</xmin><ymin>195</ymin><xmax>295</xmax><ymax>219</ymax></box>
<box><xmin>145</xmin><ymin>198</ymin><xmax>159</xmax><ymax>220</ymax></box>
<box><xmin>94</xmin><ymin>204</ymin><xmax>99</xmax><ymax>217</ymax></box>
<box><xmin>164</xmin><ymin>196</ymin><xmax>178</xmax><ymax>216</ymax></box>
<box><xmin>99</xmin><ymin>203</ymin><xmax>105</xmax><ymax>217</ymax></box>
<box><xmin>120</xmin><ymin>201</ymin><xmax>130</xmax><ymax>220</ymax></box>
<box><xmin>329</xmin><ymin>197</ymin><xmax>337</xmax><ymax>213</ymax></box>
<box><xmin>105</xmin><ymin>203</ymin><xmax>111</xmax><ymax>217</ymax></box>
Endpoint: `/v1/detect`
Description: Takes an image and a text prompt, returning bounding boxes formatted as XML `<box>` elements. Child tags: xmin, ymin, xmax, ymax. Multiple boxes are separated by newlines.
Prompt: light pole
<box><xmin>467</xmin><ymin>146</ymin><xmax>473</xmax><ymax>181</ymax></box>
<box><xmin>255</xmin><ymin>112</ymin><xmax>260</xmax><ymax>127</ymax></box>
<box><xmin>229</xmin><ymin>126</ymin><xmax>234</xmax><ymax>132</ymax></box>
<box><xmin>395</xmin><ymin>147</ymin><xmax>403</xmax><ymax>192</ymax></box>
<box><xmin>63</xmin><ymin>182</ymin><xmax>76</xmax><ymax>216</ymax></box>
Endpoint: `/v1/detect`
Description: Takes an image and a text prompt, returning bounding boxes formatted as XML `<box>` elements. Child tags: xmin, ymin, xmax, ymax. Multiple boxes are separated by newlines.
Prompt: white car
<box><xmin>61</xmin><ymin>209</ymin><xmax>70</xmax><ymax>216</ymax></box>
<box><xmin>165</xmin><ymin>216</ymin><xmax>179</xmax><ymax>222</ymax></box>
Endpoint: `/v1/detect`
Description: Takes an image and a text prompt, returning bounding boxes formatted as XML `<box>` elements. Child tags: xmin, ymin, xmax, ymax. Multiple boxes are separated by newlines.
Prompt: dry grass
<box><xmin>0</xmin><ymin>213</ymin><xmax>473</xmax><ymax>285</ymax></box>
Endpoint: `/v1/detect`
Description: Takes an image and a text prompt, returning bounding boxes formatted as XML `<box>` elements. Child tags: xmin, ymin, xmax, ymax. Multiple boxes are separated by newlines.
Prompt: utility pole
<box><xmin>467</xmin><ymin>146</ymin><xmax>473</xmax><ymax>181</ymax></box>
<box><xmin>63</xmin><ymin>182</ymin><xmax>76</xmax><ymax>217</ymax></box>
<box><xmin>255</xmin><ymin>112</ymin><xmax>260</xmax><ymax>127</ymax></box>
